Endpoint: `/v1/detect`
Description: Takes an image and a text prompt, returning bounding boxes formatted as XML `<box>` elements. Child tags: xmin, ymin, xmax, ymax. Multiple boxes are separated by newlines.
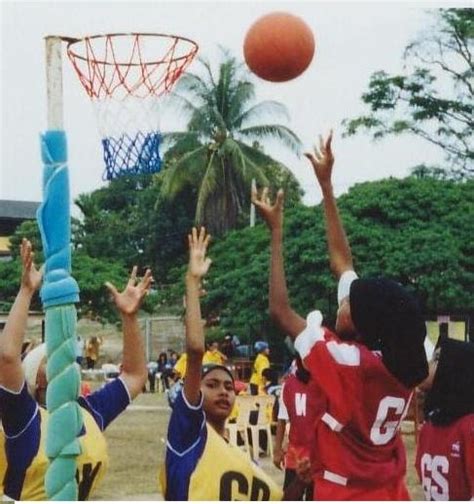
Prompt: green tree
<box><xmin>73</xmin><ymin>174</ymin><xmax>195</xmax><ymax>281</ymax></box>
<box><xmin>343</xmin><ymin>9</ymin><xmax>474</xmax><ymax>178</ymax></box>
<box><xmin>160</xmin><ymin>50</ymin><xmax>303</xmax><ymax>235</ymax></box>
<box><xmin>159</xmin><ymin>177</ymin><xmax>474</xmax><ymax>353</ymax></box>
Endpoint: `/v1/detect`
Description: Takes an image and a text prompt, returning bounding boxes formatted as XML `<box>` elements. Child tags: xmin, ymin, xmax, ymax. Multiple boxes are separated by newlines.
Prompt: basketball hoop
<box><xmin>66</xmin><ymin>33</ymin><xmax>198</xmax><ymax>180</ymax></box>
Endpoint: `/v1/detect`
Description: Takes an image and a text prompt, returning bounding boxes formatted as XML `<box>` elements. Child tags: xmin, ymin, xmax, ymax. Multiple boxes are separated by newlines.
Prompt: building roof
<box><xmin>0</xmin><ymin>200</ymin><xmax>40</xmax><ymax>220</ymax></box>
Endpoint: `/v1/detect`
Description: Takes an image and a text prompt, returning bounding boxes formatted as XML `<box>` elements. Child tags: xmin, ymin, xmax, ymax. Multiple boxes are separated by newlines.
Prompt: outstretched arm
<box><xmin>105</xmin><ymin>266</ymin><xmax>152</xmax><ymax>399</ymax></box>
<box><xmin>305</xmin><ymin>131</ymin><xmax>354</xmax><ymax>279</ymax></box>
<box><xmin>183</xmin><ymin>227</ymin><xmax>212</xmax><ymax>406</ymax></box>
<box><xmin>252</xmin><ymin>188</ymin><xmax>305</xmax><ymax>339</ymax></box>
<box><xmin>0</xmin><ymin>239</ymin><xmax>42</xmax><ymax>392</ymax></box>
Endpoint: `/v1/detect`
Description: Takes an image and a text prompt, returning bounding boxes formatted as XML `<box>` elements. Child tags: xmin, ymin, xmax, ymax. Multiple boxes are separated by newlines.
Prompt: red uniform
<box><xmin>416</xmin><ymin>414</ymin><xmax>474</xmax><ymax>501</ymax></box>
<box><xmin>279</xmin><ymin>373</ymin><xmax>324</xmax><ymax>469</ymax></box>
<box><xmin>295</xmin><ymin>309</ymin><xmax>413</xmax><ymax>500</ymax></box>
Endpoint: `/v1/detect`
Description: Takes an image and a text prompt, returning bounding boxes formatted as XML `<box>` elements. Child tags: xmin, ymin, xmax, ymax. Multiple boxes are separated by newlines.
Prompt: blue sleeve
<box><xmin>0</xmin><ymin>383</ymin><xmax>41</xmax><ymax>500</ymax></box>
<box><xmin>77</xmin><ymin>377</ymin><xmax>130</xmax><ymax>431</ymax></box>
<box><xmin>165</xmin><ymin>389</ymin><xmax>207</xmax><ymax>500</ymax></box>
<box><xmin>167</xmin><ymin>389</ymin><xmax>206</xmax><ymax>454</ymax></box>
<box><xmin>0</xmin><ymin>382</ymin><xmax>37</xmax><ymax>437</ymax></box>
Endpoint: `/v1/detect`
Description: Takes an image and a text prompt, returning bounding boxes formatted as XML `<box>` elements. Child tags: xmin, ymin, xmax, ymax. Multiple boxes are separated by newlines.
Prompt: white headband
<box><xmin>21</xmin><ymin>343</ymin><xmax>46</xmax><ymax>396</ymax></box>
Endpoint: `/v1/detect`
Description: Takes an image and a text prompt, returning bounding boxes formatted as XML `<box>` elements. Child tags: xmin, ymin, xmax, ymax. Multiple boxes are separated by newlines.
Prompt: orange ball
<box><xmin>243</xmin><ymin>12</ymin><xmax>316</xmax><ymax>82</ymax></box>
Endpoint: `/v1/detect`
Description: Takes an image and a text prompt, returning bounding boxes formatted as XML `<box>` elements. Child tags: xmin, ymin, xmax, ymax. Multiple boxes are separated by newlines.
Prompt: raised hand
<box><xmin>251</xmin><ymin>187</ymin><xmax>284</xmax><ymax>231</ymax></box>
<box><xmin>20</xmin><ymin>238</ymin><xmax>43</xmax><ymax>293</ymax></box>
<box><xmin>187</xmin><ymin>227</ymin><xmax>212</xmax><ymax>280</ymax></box>
<box><xmin>304</xmin><ymin>130</ymin><xmax>334</xmax><ymax>189</ymax></box>
<box><xmin>105</xmin><ymin>266</ymin><xmax>153</xmax><ymax>316</ymax></box>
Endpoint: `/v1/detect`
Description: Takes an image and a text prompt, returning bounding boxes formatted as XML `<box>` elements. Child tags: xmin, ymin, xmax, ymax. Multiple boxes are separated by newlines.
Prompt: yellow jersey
<box><xmin>202</xmin><ymin>349</ymin><xmax>225</xmax><ymax>365</ymax></box>
<box><xmin>161</xmin><ymin>389</ymin><xmax>282</xmax><ymax>500</ymax></box>
<box><xmin>0</xmin><ymin>378</ymin><xmax>130</xmax><ymax>500</ymax></box>
<box><xmin>250</xmin><ymin>353</ymin><xmax>270</xmax><ymax>391</ymax></box>
<box><xmin>174</xmin><ymin>352</ymin><xmax>188</xmax><ymax>378</ymax></box>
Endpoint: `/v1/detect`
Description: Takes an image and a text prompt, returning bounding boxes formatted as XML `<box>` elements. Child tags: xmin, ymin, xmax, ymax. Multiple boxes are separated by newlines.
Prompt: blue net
<box><xmin>101</xmin><ymin>131</ymin><xmax>162</xmax><ymax>181</ymax></box>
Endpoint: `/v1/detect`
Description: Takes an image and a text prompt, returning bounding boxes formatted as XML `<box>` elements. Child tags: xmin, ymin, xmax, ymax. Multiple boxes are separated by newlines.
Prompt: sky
<box><xmin>0</xmin><ymin>0</ymin><xmax>461</xmax><ymax>214</ymax></box>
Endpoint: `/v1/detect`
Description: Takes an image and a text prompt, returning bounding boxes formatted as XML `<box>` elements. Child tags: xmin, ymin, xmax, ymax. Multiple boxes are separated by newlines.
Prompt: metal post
<box><xmin>250</xmin><ymin>178</ymin><xmax>256</xmax><ymax>227</ymax></box>
<box><xmin>45</xmin><ymin>37</ymin><xmax>64</xmax><ymax>130</ymax></box>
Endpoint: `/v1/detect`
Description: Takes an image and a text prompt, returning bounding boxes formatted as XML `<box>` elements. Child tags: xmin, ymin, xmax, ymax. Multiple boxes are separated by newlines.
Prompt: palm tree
<box><xmin>160</xmin><ymin>50</ymin><xmax>302</xmax><ymax>235</ymax></box>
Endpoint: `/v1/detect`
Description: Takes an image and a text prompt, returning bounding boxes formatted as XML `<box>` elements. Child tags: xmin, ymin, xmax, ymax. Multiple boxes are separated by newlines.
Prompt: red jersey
<box><xmin>416</xmin><ymin>414</ymin><xmax>474</xmax><ymax>500</ymax></box>
<box><xmin>295</xmin><ymin>310</ymin><xmax>413</xmax><ymax>494</ymax></box>
<box><xmin>279</xmin><ymin>373</ymin><xmax>325</xmax><ymax>469</ymax></box>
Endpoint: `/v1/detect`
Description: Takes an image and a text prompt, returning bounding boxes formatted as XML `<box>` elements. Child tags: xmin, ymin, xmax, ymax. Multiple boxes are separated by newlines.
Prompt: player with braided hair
<box><xmin>0</xmin><ymin>239</ymin><xmax>150</xmax><ymax>500</ymax></box>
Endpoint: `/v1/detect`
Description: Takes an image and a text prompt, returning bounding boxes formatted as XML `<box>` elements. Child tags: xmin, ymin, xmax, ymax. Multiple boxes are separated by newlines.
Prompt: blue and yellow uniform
<box><xmin>161</xmin><ymin>389</ymin><xmax>282</xmax><ymax>500</ymax></box>
<box><xmin>0</xmin><ymin>378</ymin><xmax>130</xmax><ymax>500</ymax></box>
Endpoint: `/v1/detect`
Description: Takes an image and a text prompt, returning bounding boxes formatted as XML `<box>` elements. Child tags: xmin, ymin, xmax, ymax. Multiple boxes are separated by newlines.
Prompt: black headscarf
<box><xmin>349</xmin><ymin>278</ymin><xmax>428</xmax><ymax>389</ymax></box>
<box><xmin>424</xmin><ymin>338</ymin><xmax>474</xmax><ymax>426</ymax></box>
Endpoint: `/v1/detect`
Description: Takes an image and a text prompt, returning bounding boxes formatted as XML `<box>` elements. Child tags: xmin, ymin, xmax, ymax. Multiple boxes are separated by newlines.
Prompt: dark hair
<box><xmin>158</xmin><ymin>352</ymin><xmax>168</xmax><ymax>364</ymax></box>
<box><xmin>294</xmin><ymin>354</ymin><xmax>311</xmax><ymax>384</ymax></box>
<box><xmin>424</xmin><ymin>338</ymin><xmax>474</xmax><ymax>426</ymax></box>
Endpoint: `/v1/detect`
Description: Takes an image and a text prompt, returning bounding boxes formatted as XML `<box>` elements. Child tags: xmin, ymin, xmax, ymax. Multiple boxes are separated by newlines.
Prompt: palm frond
<box><xmin>161</xmin><ymin>145</ymin><xmax>208</xmax><ymax>199</ymax></box>
<box><xmin>234</xmin><ymin>140</ymin><xmax>282</xmax><ymax>167</ymax></box>
<box><xmin>238</xmin><ymin>124</ymin><xmax>303</xmax><ymax>155</ymax></box>
<box><xmin>195</xmin><ymin>151</ymin><xmax>219</xmax><ymax>222</ymax></box>
<box><xmin>161</xmin><ymin>131</ymin><xmax>200</xmax><ymax>151</ymax></box>
<box><xmin>233</xmin><ymin>101</ymin><xmax>290</xmax><ymax>130</ymax></box>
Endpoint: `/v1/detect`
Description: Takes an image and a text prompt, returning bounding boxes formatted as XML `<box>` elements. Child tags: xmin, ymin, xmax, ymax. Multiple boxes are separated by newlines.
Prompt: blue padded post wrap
<box><xmin>37</xmin><ymin>130</ymin><xmax>79</xmax><ymax>308</ymax></box>
<box><xmin>39</xmin><ymin>130</ymin><xmax>82</xmax><ymax>500</ymax></box>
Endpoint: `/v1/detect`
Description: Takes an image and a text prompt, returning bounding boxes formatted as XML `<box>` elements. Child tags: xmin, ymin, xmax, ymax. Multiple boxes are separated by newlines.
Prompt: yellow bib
<box><xmin>161</xmin><ymin>423</ymin><xmax>282</xmax><ymax>500</ymax></box>
<box><xmin>20</xmin><ymin>407</ymin><xmax>109</xmax><ymax>500</ymax></box>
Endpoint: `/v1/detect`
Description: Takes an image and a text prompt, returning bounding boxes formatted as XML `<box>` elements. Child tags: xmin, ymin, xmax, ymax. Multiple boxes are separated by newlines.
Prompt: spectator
<box><xmin>75</xmin><ymin>335</ymin><xmax>84</xmax><ymax>367</ymax></box>
<box><xmin>221</xmin><ymin>334</ymin><xmax>234</xmax><ymax>359</ymax></box>
<box><xmin>249</xmin><ymin>341</ymin><xmax>270</xmax><ymax>395</ymax></box>
<box><xmin>85</xmin><ymin>335</ymin><xmax>102</xmax><ymax>369</ymax></box>
<box><xmin>157</xmin><ymin>352</ymin><xmax>173</xmax><ymax>390</ymax></box>
<box><xmin>203</xmin><ymin>340</ymin><xmax>227</xmax><ymax>365</ymax></box>
<box><xmin>147</xmin><ymin>360</ymin><xmax>159</xmax><ymax>393</ymax></box>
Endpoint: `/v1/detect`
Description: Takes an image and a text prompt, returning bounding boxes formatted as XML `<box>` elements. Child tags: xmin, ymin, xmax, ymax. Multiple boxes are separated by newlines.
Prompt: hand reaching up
<box><xmin>304</xmin><ymin>130</ymin><xmax>334</xmax><ymax>189</ymax></box>
<box><xmin>187</xmin><ymin>227</ymin><xmax>212</xmax><ymax>280</ymax></box>
<box><xmin>20</xmin><ymin>238</ymin><xmax>43</xmax><ymax>294</ymax></box>
<box><xmin>251</xmin><ymin>187</ymin><xmax>284</xmax><ymax>232</ymax></box>
<box><xmin>106</xmin><ymin>266</ymin><xmax>153</xmax><ymax>316</ymax></box>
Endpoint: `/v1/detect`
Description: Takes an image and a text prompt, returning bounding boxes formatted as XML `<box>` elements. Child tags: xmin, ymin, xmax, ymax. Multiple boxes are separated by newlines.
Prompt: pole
<box><xmin>250</xmin><ymin>178</ymin><xmax>256</xmax><ymax>227</ymax></box>
<box><xmin>40</xmin><ymin>35</ymin><xmax>82</xmax><ymax>501</ymax></box>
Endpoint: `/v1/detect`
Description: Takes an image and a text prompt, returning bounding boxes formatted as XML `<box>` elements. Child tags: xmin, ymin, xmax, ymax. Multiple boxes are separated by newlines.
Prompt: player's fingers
<box><xmin>319</xmin><ymin>134</ymin><xmax>325</xmax><ymax>153</ymax></box>
<box><xmin>192</xmin><ymin>226</ymin><xmax>198</xmax><ymax>245</ymax></box>
<box><xmin>204</xmin><ymin>258</ymin><xmax>212</xmax><ymax>270</ymax></box>
<box><xmin>128</xmin><ymin>265</ymin><xmax>138</xmax><ymax>286</ymax></box>
<box><xmin>198</xmin><ymin>226</ymin><xmax>206</xmax><ymax>245</ymax></box>
<box><xmin>326</xmin><ymin>129</ymin><xmax>333</xmax><ymax>152</ymax></box>
<box><xmin>105</xmin><ymin>281</ymin><xmax>119</xmax><ymax>297</ymax></box>
<box><xmin>203</xmin><ymin>233</ymin><xmax>211</xmax><ymax>250</ymax></box>
<box><xmin>276</xmin><ymin>189</ymin><xmax>284</xmax><ymax>208</ymax></box>
<box><xmin>262</xmin><ymin>187</ymin><xmax>269</xmax><ymax>204</ymax></box>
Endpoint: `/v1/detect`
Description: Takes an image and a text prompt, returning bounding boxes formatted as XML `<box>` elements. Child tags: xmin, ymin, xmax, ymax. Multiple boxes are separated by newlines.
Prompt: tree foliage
<box><xmin>343</xmin><ymin>9</ymin><xmax>473</xmax><ymax>178</ymax></box>
<box><xmin>158</xmin><ymin>177</ymin><xmax>474</xmax><ymax>355</ymax></box>
<box><xmin>160</xmin><ymin>49</ymin><xmax>303</xmax><ymax>235</ymax></box>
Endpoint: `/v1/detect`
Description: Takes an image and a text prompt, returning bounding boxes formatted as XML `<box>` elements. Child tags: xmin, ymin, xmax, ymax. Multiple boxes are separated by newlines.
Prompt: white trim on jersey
<box><xmin>323</xmin><ymin>470</ymin><xmax>348</xmax><ymax>486</ymax></box>
<box><xmin>326</xmin><ymin>340</ymin><xmax>361</xmax><ymax>366</ymax></box>
<box><xmin>321</xmin><ymin>412</ymin><xmax>344</xmax><ymax>432</ymax></box>
<box><xmin>294</xmin><ymin>310</ymin><xmax>325</xmax><ymax>360</ymax></box>
<box><xmin>277</xmin><ymin>383</ymin><xmax>289</xmax><ymax>421</ymax></box>
<box><xmin>337</xmin><ymin>270</ymin><xmax>358</xmax><ymax>306</ymax></box>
